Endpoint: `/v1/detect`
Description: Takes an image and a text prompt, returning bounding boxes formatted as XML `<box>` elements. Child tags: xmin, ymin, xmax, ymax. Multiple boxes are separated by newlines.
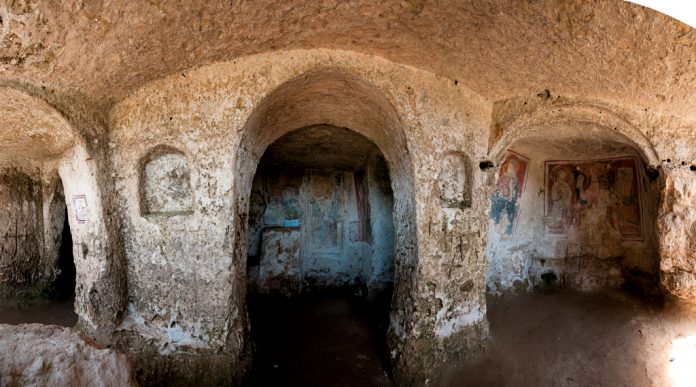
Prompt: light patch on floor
<box><xmin>669</xmin><ymin>335</ymin><xmax>696</xmax><ymax>387</ymax></box>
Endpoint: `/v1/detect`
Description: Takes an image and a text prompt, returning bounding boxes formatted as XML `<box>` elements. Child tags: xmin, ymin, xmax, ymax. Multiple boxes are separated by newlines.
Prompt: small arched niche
<box><xmin>139</xmin><ymin>146</ymin><xmax>193</xmax><ymax>216</ymax></box>
<box><xmin>438</xmin><ymin>152</ymin><xmax>472</xmax><ymax>208</ymax></box>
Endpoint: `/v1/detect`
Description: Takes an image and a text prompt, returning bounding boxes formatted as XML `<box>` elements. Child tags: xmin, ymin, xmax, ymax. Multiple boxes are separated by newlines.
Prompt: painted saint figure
<box><xmin>547</xmin><ymin>166</ymin><xmax>575</xmax><ymax>233</ymax></box>
<box><xmin>576</xmin><ymin>163</ymin><xmax>601</xmax><ymax>206</ymax></box>
<box><xmin>545</xmin><ymin>158</ymin><xmax>643</xmax><ymax>239</ymax></box>
<box><xmin>491</xmin><ymin>156</ymin><xmax>521</xmax><ymax>235</ymax></box>
<box><xmin>607</xmin><ymin>166</ymin><xmax>641</xmax><ymax>236</ymax></box>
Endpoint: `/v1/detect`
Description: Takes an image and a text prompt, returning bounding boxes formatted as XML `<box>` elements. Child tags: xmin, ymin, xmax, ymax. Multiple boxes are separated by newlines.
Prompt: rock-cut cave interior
<box><xmin>1</xmin><ymin>1</ymin><xmax>696</xmax><ymax>386</ymax></box>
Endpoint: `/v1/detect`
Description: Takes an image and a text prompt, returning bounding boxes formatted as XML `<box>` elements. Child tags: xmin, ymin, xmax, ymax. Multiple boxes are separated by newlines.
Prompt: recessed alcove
<box><xmin>139</xmin><ymin>146</ymin><xmax>194</xmax><ymax>216</ymax></box>
<box><xmin>246</xmin><ymin>124</ymin><xmax>395</xmax><ymax>297</ymax></box>
<box><xmin>487</xmin><ymin>128</ymin><xmax>660</xmax><ymax>295</ymax></box>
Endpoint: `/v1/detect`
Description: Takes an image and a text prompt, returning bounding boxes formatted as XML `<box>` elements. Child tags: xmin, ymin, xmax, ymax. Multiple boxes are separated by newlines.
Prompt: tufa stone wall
<box><xmin>0</xmin><ymin>168</ymin><xmax>43</xmax><ymax>291</ymax></box>
<box><xmin>658</xmin><ymin>168</ymin><xmax>696</xmax><ymax>299</ymax></box>
<box><xmin>0</xmin><ymin>165</ymin><xmax>80</xmax><ymax>299</ymax></box>
<box><xmin>139</xmin><ymin>146</ymin><xmax>193</xmax><ymax>216</ymax></box>
<box><xmin>0</xmin><ymin>323</ymin><xmax>138</xmax><ymax>387</ymax></box>
<box><xmin>0</xmin><ymin>84</ymin><xmax>128</xmax><ymax>341</ymax></box>
<box><xmin>108</xmin><ymin>49</ymin><xmax>491</xmax><ymax>384</ymax></box>
<box><xmin>2</xmin><ymin>44</ymin><xmax>695</xmax><ymax>386</ymax></box>
<box><xmin>486</xmin><ymin>99</ymin><xmax>663</xmax><ymax>296</ymax></box>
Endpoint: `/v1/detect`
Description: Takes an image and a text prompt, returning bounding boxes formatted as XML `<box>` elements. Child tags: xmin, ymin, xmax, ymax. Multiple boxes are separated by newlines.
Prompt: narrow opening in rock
<box><xmin>479</xmin><ymin>160</ymin><xmax>494</xmax><ymax>171</ymax></box>
<box><xmin>0</xmin><ymin>176</ymin><xmax>77</xmax><ymax>327</ymax></box>
<box><xmin>53</xmin><ymin>207</ymin><xmax>75</xmax><ymax>300</ymax></box>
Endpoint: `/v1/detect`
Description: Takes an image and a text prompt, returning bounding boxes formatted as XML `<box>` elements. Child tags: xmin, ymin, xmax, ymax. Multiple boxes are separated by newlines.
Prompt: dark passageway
<box><xmin>53</xmin><ymin>208</ymin><xmax>76</xmax><ymax>300</ymax></box>
<box><xmin>245</xmin><ymin>125</ymin><xmax>397</xmax><ymax>385</ymax></box>
<box><xmin>0</xmin><ymin>207</ymin><xmax>77</xmax><ymax>327</ymax></box>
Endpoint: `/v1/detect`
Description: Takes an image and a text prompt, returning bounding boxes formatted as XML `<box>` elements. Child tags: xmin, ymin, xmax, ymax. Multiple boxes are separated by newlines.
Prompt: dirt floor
<box><xmin>247</xmin><ymin>293</ymin><xmax>393</xmax><ymax>387</ymax></box>
<box><xmin>0</xmin><ymin>296</ymin><xmax>77</xmax><ymax>327</ymax></box>
<box><xmin>248</xmin><ymin>290</ymin><xmax>696</xmax><ymax>387</ymax></box>
<box><xmin>447</xmin><ymin>290</ymin><xmax>696</xmax><ymax>386</ymax></box>
<box><xmin>1</xmin><ymin>290</ymin><xmax>694</xmax><ymax>386</ymax></box>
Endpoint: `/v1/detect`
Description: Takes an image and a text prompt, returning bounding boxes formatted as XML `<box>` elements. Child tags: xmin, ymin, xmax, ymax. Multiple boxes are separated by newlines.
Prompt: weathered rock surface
<box><xmin>0</xmin><ymin>1</ymin><xmax>695</xmax><ymax>385</ymax></box>
<box><xmin>658</xmin><ymin>168</ymin><xmax>696</xmax><ymax>299</ymax></box>
<box><xmin>2</xmin><ymin>1</ymin><xmax>696</xmax><ymax>123</ymax></box>
<box><xmin>0</xmin><ymin>323</ymin><xmax>137</xmax><ymax>387</ymax></box>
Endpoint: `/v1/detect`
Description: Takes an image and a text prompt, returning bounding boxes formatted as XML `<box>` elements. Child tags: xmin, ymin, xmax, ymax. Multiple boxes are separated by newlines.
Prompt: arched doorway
<box><xmin>486</xmin><ymin>105</ymin><xmax>661</xmax><ymax>295</ymax></box>
<box><xmin>230</xmin><ymin>71</ymin><xmax>418</xmax><ymax>383</ymax></box>
<box><xmin>50</xmin><ymin>181</ymin><xmax>76</xmax><ymax>301</ymax></box>
<box><xmin>245</xmin><ymin>124</ymin><xmax>395</xmax><ymax>384</ymax></box>
<box><xmin>454</xmin><ymin>104</ymin><xmax>667</xmax><ymax>384</ymax></box>
<box><xmin>0</xmin><ymin>86</ymin><xmax>80</xmax><ymax>327</ymax></box>
<box><xmin>0</xmin><ymin>87</ymin><xmax>118</xmax><ymax>330</ymax></box>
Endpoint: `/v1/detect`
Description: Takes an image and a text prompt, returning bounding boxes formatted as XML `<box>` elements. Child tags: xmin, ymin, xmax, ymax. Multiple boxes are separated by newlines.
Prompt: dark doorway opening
<box><xmin>246</xmin><ymin>125</ymin><xmax>396</xmax><ymax>385</ymax></box>
<box><xmin>53</xmin><ymin>208</ymin><xmax>76</xmax><ymax>300</ymax></box>
<box><xmin>0</xmin><ymin>181</ymin><xmax>77</xmax><ymax>327</ymax></box>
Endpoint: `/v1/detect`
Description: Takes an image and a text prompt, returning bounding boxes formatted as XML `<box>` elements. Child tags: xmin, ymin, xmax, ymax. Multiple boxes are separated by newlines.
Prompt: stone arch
<box><xmin>489</xmin><ymin>103</ymin><xmax>660</xmax><ymax>167</ymax></box>
<box><xmin>485</xmin><ymin>101</ymin><xmax>662</xmax><ymax>296</ymax></box>
<box><xmin>0</xmin><ymin>85</ymin><xmax>126</xmax><ymax>338</ymax></box>
<box><xmin>231</xmin><ymin>70</ymin><xmax>418</xmax><ymax>370</ymax></box>
<box><xmin>0</xmin><ymin>86</ymin><xmax>75</xmax><ymax>164</ymax></box>
<box><xmin>107</xmin><ymin>49</ymin><xmax>492</xmax><ymax>384</ymax></box>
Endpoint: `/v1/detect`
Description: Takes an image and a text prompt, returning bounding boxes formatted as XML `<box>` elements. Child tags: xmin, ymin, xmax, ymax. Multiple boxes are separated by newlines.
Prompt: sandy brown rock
<box><xmin>1</xmin><ymin>1</ymin><xmax>696</xmax><ymax>123</ymax></box>
<box><xmin>0</xmin><ymin>323</ymin><xmax>137</xmax><ymax>387</ymax></box>
<box><xmin>658</xmin><ymin>168</ymin><xmax>696</xmax><ymax>299</ymax></box>
<box><xmin>0</xmin><ymin>1</ymin><xmax>695</xmax><ymax>385</ymax></box>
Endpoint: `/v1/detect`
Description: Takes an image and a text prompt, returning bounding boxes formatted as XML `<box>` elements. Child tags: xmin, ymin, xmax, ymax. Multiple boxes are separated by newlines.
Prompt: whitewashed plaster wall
<box><xmin>58</xmin><ymin>143</ymin><xmax>127</xmax><ymax>337</ymax></box>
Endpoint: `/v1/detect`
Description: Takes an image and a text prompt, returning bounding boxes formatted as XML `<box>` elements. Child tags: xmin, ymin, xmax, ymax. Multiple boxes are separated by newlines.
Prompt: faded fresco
<box><xmin>545</xmin><ymin>157</ymin><xmax>643</xmax><ymax>239</ymax></box>
<box><xmin>491</xmin><ymin>151</ymin><xmax>529</xmax><ymax>236</ymax></box>
<box><xmin>304</xmin><ymin>171</ymin><xmax>344</xmax><ymax>251</ymax></box>
<box><xmin>246</xmin><ymin>158</ymin><xmax>394</xmax><ymax>294</ymax></box>
<box><xmin>263</xmin><ymin>181</ymin><xmax>300</xmax><ymax>227</ymax></box>
<box><xmin>545</xmin><ymin>163</ymin><xmax>576</xmax><ymax>235</ymax></box>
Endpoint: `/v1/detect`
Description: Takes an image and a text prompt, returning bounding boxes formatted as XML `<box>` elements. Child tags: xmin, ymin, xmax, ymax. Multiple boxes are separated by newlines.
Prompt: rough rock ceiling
<box><xmin>0</xmin><ymin>0</ymin><xmax>695</xmax><ymax>121</ymax></box>
<box><xmin>0</xmin><ymin>85</ymin><xmax>74</xmax><ymax>163</ymax></box>
<box><xmin>258</xmin><ymin>125</ymin><xmax>379</xmax><ymax>172</ymax></box>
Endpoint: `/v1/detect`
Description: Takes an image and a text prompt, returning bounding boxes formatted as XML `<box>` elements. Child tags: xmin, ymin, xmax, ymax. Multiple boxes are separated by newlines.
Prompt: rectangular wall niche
<box><xmin>140</xmin><ymin>150</ymin><xmax>193</xmax><ymax>216</ymax></box>
<box><xmin>544</xmin><ymin>157</ymin><xmax>643</xmax><ymax>240</ymax></box>
<box><xmin>438</xmin><ymin>152</ymin><xmax>472</xmax><ymax>208</ymax></box>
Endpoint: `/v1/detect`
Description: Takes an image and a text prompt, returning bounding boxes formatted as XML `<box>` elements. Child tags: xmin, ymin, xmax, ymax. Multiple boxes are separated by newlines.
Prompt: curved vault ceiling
<box><xmin>0</xmin><ymin>0</ymin><xmax>695</xmax><ymax>122</ymax></box>
<box><xmin>0</xmin><ymin>86</ymin><xmax>74</xmax><ymax>163</ymax></box>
